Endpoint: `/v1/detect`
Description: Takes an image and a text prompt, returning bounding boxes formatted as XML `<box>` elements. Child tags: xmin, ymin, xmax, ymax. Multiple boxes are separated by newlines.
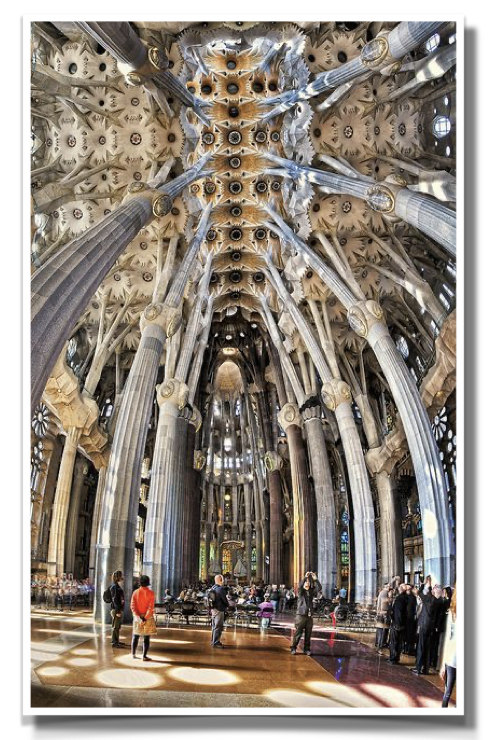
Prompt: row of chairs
<box><xmin>154</xmin><ymin>602</ymin><xmax>272</xmax><ymax>630</ymax></box>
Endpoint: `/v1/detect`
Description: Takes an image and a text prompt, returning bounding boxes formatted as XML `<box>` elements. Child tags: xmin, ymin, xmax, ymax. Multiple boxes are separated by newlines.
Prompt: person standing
<box><xmin>269</xmin><ymin>584</ymin><xmax>280</xmax><ymax>615</ymax></box>
<box><xmin>389</xmin><ymin>584</ymin><xmax>409</xmax><ymax>664</ymax></box>
<box><xmin>130</xmin><ymin>575</ymin><xmax>156</xmax><ymax>661</ymax></box>
<box><xmin>412</xmin><ymin>583</ymin><xmax>442</xmax><ymax>675</ymax></box>
<box><xmin>440</xmin><ymin>586</ymin><xmax>457</xmax><ymax>707</ymax></box>
<box><xmin>290</xmin><ymin>571</ymin><xmax>322</xmax><ymax>656</ymax></box>
<box><xmin>209</xmin><ymin>574</ymin><xmax>229</xmax><ymax>648</ymax></box>
<box><xmin>404</xmin><ymin>585</ymin><xmax>418</xmax><ymax>656</ymax></box>
<box><xmin>375</xmin><ymin>584</ymin><xmax>391</xmax><ymax>654</ymax></box>
<box><xmin>110</xmin><ymin>570</ymin><xmax>126</xmax><ymax>648</ymax></box>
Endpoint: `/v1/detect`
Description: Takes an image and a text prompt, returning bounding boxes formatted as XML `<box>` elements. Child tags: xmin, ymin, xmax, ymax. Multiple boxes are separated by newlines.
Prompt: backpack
<box><xmin>102</xmin><ymin>586</ymin><xmax>112</xmax><ymax>604</ymax></box>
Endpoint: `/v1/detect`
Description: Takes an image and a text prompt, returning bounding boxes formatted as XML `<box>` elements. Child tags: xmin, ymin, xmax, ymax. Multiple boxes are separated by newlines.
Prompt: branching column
<box><xmin>47</xmin><ymin>427</ymin><xmax>80</xmax><ymax>577</ymax></box>
<box><xmin>302</xmin><ymin>402</ymin><xmax>337</xmax><ymax>597</ymax></box>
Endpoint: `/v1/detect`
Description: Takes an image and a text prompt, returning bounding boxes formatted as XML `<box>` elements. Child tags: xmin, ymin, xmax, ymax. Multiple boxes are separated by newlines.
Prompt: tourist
<box><xmin>130</xmin><ymin>574</ymin><xmax>157</xmax><ymax>661</ymax></box>
<box><xmin>412</xmin><ymin>581</ymin><xmax>443</xmax><ymax>675</ymax></box>
<box><xmin>404</xmin><ymin>584</ymin><xmax>418</xmax><ymax>655</ymax></box>
<box><xmin>278</xmin><ymin>585</ymin><xmax>287</xmax><ymax>613</ymax></box>
<box><xmin>430</xmin><ymin>585</ymin><xmax>448</xmax><ymax>668</ymax></box>
<box><xmin>388</xmin><ymin>584</ymin><xmax>408</xmax><ymax>664</ymax></box>
<box><xmin>375</xmin><ymin>583</ymin><xmax>391</xmax><ymax>654</ymax></box>
<box><xmin>257</xmin><ymin>597</ymin><xmax>274</xmax><ymax>629</ymax></box>
<box><xmin>109</xmin><ymin>570</ymin><xmax>126</xmax><ymax>648</ymax></box>
<box><xmin>208</xmin><ymin>574</ymin><xmax>230</xmax><ymax>648</ymax></box>
<box><xmin>290</xmin><ymin>571</ymin><xmax>322</xmax><ymax>656</ymax></box>
<box><xmin>440</xmin><ymin>585</ymin><xmax>457</xmax><ymax>707</ymax></box>
<box><xmin>268</xmin><ymin>584</ymin><xmax>280</xmax><ymax>615</ymax></box>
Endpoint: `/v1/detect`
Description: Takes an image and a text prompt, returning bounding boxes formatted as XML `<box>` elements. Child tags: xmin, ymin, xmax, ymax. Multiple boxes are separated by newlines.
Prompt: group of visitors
<box><xmin>375</xmin><ymin>575</ymin><xmax>457</xmax><ymax>707</ymax></box>
<box><xmin>106</xmin><ymin>570</ymin><xmax>323</xmax><ymax>658</ymax></box>
<box><xmin>31</xmin><ymin>575</ymin><xmax>94</xmax><ymax>610</ymax></box>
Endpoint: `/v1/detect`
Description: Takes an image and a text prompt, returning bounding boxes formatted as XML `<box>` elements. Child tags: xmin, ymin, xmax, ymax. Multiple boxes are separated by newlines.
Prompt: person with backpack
<box><xmin>130</xmin><ymin>574</ymin><xmax>157</xmax><ymax>661</ymax></box>
<box><xmin>208</xmin><ymin>574</ymin><xmax>229</xmax><ymax>648</ymax></box>
<box><xmin>103</xmin><ymin>570</ymin><xmax>126</xmax><ymax>648</ymax></box>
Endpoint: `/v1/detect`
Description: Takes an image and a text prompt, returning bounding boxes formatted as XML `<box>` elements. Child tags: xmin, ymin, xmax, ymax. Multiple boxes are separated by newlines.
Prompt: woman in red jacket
<box><xmin>130</xmin><ymin>575</ymin><xmax>157</xmax><ymax>660</ymax></box>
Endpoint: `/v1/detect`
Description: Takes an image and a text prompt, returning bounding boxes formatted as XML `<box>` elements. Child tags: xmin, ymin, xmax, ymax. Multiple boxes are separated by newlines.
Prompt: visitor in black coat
<box><xmin>412</xmin><ymin>585</ymin><xmax>443</xmax><ymax>674</ymax></box>
<box><xmin>389</xmin><ymin>584</ymin><xmax>409</xmax><ymax>664</ymax></box>
<box><xmin>404</xmin><ymin>585</ymin><xmax>418</xmax><ymax>655</ymax></box>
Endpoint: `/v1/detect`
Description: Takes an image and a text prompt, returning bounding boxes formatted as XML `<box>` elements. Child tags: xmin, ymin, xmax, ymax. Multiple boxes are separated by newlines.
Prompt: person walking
<box><xmin>388</xmin><ymin>584</ymin><xmax>409</xmax><ymax>664</ymax></box>
<box><xmin>290</xmin><ymin>571</ymin><xmax>322</xmax><ymax>656</ymax></box>
<box><xmin>209</xmin><ymin>574</ymin><xmax>229</xmax><ymax>648</ymax></box>
<box><xmin>110</xmin><ymin>570</ymin><xmax>126</xmax><ymax>648</ymax></box>
<box><xmin>130</xmin><ymin>575</ymin><xmax>156</xmax><ymax>661</ymax></box>
<box><xmin>440</xmin><ymin>585</ymin><xmax>457</xmax><ymax>707</ymax></box>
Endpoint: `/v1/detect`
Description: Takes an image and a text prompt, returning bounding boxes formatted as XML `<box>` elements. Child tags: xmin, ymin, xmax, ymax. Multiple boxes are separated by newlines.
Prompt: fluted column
<box><xmin>376</xmin><ymin>470</ymin><xmax>404</xmax><ymax>584</ymax></box>
<box><xmin>354</xmin><ymin>302</ymin><xmax>453</xmax><ymax>584</ymax></box>
<box><xmin>31</xmin><ymin>157</ymin><xmax>210</xmax><ymax>413</ymax></box>
<box><xmin>278</xmin><ymin>404</ymin><xmax>316</xmax><ymax>585</ymax></box>
<box><xmin>143</xmin><ymin>381</ymin><xmax>192</xmax><ymax>597</ymax></box>
<box><xmin>302</xmin><ymin>402</ymin><xmax>337</xmax><ymax>597</ymax></box>
<box><xmin>64</xmin><ymin>456</ymin><xmax>88</xmax><ymax>575</ymax></box>
<box><xmin>267</xmin><ymin>211</ymin><xmax>454</xmax><ymax>585</ymax></box>
<box><xmin>47</xmin><ymin>426</ymin><xmax>81</xmax><ymax>577</ymax></box>
<box><xmin>88</xmin><ymin>466</ymin><xmax>107</xmax><ymax>584</ymax></box>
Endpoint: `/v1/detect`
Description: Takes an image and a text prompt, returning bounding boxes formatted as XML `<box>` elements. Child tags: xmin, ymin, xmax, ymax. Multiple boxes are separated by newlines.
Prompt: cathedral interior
<box><xmin>29</xmin><ymin>19</ymin><xmax>457</xmax><ymax>710</ymax></box>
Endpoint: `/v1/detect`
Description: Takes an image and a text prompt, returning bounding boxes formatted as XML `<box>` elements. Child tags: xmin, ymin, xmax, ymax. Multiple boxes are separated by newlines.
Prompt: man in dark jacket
<box><xmin>110</xmin><ymin>570</ymin><xmax>126</xmax><ymax>648</ymax></box>
<box><xmin>389</xmin><ymin>584</ymin><xmax>409</xmax><ymax>664</ymax></box>
<box><xmin>412</xmin><ymin>585</ymin><xmax>443</xmax><ymax>674</ymax></box>
<box><xmin>290</xmin><ymin>572</ymin><xmax>322</xmax><ymax>656</ymax></box>
<box><xmin>404</xmin><ymin>585</ymin><xmax>418</xmax><ymax>655</ymax></box>
<box><xmin>209</xmin><ymin>574</ymin><xmax>230</xmax><ymax>648</ymax></box>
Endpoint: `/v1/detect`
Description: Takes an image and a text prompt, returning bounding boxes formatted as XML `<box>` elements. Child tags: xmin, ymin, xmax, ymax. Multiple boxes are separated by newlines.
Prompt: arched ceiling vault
<box><xmin>31</xmin><ymin>20</ymin><xmax>456</xmax><ymax>388</ymax></box>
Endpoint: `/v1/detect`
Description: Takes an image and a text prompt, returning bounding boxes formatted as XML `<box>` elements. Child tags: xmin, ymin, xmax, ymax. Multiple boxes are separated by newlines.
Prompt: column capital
<box><xmin>188</xmin><ymin>404</ymin><xmax>202</xmax><ymax>432</ymax></box>
<box><xmin>194</xmin><ymin>449</ymin><xmax>207</xmax><ymax>471</ymax></box>
<box><xmin>119</xmin><ymin>43</ymin><xmax>167</xmax><ymax>85</ymax></box>
<box><xmin>321</xmin><ymin>379</ymin><xmax>352</xmax><ymax>411</ymax></box>
<box><xmin>300</xmin><ymin>396</ymin><xmax>322</xmax><ymax>422</ymax></box>
<box><xmin>140</xmin><ymin>302</ymin><xmax>182</xmax><ymax>336</ymax></box>
<box><xmin>123</xmin><ymin>181</ymin><xmax>173</xmax><ymax>218</ymax></box>
<box><xmin>264</xmin><ymin>450</ymin><xmax>283</xmax><ymax>473</ymax></box>
<box><xmin>347</xmin><ymin>299</ymin><xmax>385</xmax><ymax>338</ymax></box>
<box><xmin>278</xmin><ymin>402</ymin><xmax>302</xmax><ymax>432</ymax></box>
<box><xmin>157</xmin><ymin>377</ymin><xmax>189</xmax><ymax>410</ymax></box>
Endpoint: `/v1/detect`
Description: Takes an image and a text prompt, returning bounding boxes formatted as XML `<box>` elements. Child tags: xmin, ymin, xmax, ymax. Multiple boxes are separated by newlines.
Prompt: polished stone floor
<box><xmin>30</xmin><ymin>608</ymin><xmax>455</xmax><ymax>709</ymax></box>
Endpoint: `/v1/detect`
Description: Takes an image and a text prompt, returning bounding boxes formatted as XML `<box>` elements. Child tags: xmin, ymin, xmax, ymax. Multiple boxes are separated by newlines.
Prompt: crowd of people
<box><xmin>32</xmin><ymin>568</ymin><xmax>457</xmax><ymax>707</ymax></box>
<box><xmin>31</xmin><ymin>576</ymin><xmax>94</xmax><ymax>610</ymax></box>
<box><xmin>375</xmin><ymin>575</ymin><xmax>457</xmax><ymax>707</ymax></box>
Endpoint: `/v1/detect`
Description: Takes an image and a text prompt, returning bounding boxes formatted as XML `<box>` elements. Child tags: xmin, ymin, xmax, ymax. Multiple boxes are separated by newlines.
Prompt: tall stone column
<box><xmin>31</xmin><ymin>156</ymin><xmax>210</xmax><ymax>413</ymax></box>
<box><xmin>94</xmin><ymin>208</ymin><xmax>211</xmax><ymax>621</ymax></box>
<box><xmin>47</xmin><ymin>426</ymin><xmax>80</xmax><ymax>577</ymax></box>
<box><xmin>181</xmin><ymin>418</ymin><xmax>203</xmax><ymax>585</ymax></box>
<box><xmin>64</xmin><ymin>456</ymin><xmax>88</xmax><ymax>576</ymax></box>
<box><xmin>302</xmin><ymin>402</ymin><xmax>337</xmax><ymax>597</ymax></box>
<box><xmin>143</xmin><ymin>381</ymin><xmax>191</xmax><ymax>597</ymax></box>
<box><xmin>376</xmin><ymin>470</ymin><xmax>404</xmax><ymax>584</ymax></box>
<box><xmin>267</xmin><ymin>211</ymin><xmax>453</xmax><ymax>585</ymax></box>
<box><xmin>322</xmin><ymin>380</ymin><xmax>377</xmax><ymax>604</ymax></box>
<box><xmin>279</xmin><ymin>404</ymin><xmax>316</xmax><ymax>585</ymax></box>
<box><xmin>88</xmin><ymin>466</ymin><xmax>107</xmax><ymax>584</ymax></box>
<box><xmin>351</xmin><ymin>301</ymin><xmax>453</xmax><ymax>584</ymax></box>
